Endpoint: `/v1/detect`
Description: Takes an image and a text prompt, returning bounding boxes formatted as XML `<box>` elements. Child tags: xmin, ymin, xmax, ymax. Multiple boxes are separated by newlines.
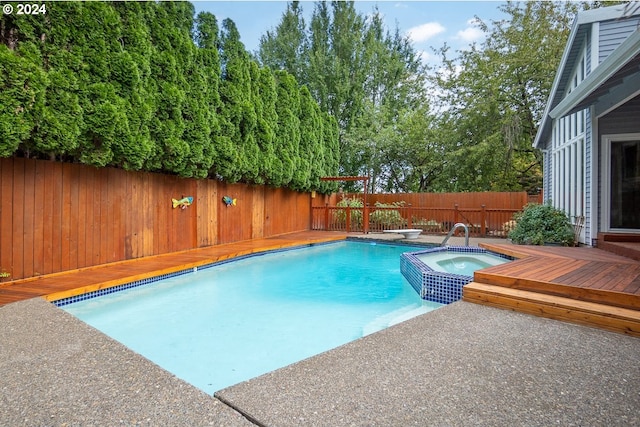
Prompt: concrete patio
<box><xmin>2</xmin><ymin>296</ymin><xmax>638</xmax><ymax>426</ymax></box>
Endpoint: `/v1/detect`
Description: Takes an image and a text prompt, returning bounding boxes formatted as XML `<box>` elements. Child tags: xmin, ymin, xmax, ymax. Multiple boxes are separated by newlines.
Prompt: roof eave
<box><xmin>533</xmin><ymin>16</ymin><xmax>582</xmax><ymax>148</ymax></box>
<box><xmin>549</xmin><ymin>30</ymin><xmax>640</xmax><ymax>120</ymax></box>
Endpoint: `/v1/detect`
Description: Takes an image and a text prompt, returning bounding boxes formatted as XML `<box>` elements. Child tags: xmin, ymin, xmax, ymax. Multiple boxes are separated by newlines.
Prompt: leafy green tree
<box><xmin>259</xmin><ymin>1</ymin><xmax>427</xmax><ymax>189</ymax></box>
<box><xmin>258</xmin><ymin>1</ymin><xmax>308</xmax><ymax>81</ymax></box>
<box><xmin>431</xmin><ymin>0</ymin><xmax>578</xmax><ymax>192</ymax></box>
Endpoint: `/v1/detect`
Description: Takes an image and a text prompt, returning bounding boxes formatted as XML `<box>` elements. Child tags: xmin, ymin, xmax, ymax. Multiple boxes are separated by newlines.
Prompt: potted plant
<box><xmin>508</xmin><ymin>203</ymin><xmax>575</xmax><ymax>246</ymax></box>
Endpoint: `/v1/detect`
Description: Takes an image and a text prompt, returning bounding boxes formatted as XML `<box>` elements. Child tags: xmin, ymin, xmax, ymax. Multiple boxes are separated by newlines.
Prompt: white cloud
<box><xmin>456</xmin><ymin>18</ymin><xmax>485</xmax><ymax>43</ymax></box>
<box><xmin>416</xmin><ymin>50</ymin><xmax>432</xmax><ymax>64</ymax></box>
<box><xmin>406</xmin><ymin>22</ymin><xmax>446</xmax><ymax>43</ymax></box>
<box><xmin>456</xmin><ymin>26</ymin><xmax>484</xmax><ymax>43</ymax></box>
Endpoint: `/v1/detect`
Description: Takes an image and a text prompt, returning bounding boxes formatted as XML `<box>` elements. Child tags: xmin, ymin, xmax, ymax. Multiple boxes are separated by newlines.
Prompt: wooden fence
<box><xmin>341</xmin><ymin>191</ymin><xmax>542</xmax><ymax>208</ymax></box>
<box><xmin>0</xmin><ymin>158</ymin><xmax>311</xmax><ymax>281</ymax></box>
<box><xmin>311</xmin><ymin>191</ymin><xmax>541</xmax><ymax>236</ymax></box>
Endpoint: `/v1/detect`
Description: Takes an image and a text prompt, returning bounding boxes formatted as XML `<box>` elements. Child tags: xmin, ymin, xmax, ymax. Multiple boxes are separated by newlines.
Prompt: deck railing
<box><xmin>311</xmin><ymin>204</ymin><xmax>520</xmax><ymax>237</ymax></box>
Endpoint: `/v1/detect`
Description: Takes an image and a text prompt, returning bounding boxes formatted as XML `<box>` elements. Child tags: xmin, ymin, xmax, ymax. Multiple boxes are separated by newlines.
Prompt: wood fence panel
<box><xmin>69</xmin><ymin>163</ymin><xmax>81</xmax><ymax>270</ymax></box>
<box><xmin>141</xmin><ymin>172</ymin><xmax>153</xmax><ymax>257</ymax></box>
<box><xmin>81</xmin><ymin>165</ymin><xmax>95</xmax><ymax>269</ymax></box>
<box><xmin>165</xmin><ymin>175</ymin><xmax>176</xmax><ymax>253</ymax></box>
<box><xmin>1</xmin><ymin>159</ymin><xmax>14</xmax><ymax>278</ymax></box>
<box><xmin>1</xmin><ymin>158</ymin><xmax>321</xmax><ymax>281</ymax></box>
<box><xmin>298</xmin><ymin>191</ymin><xmax>311</xmax><ymax>231</ymax></box>
<box><xmin>50</xmin><ymin>161</ymin><xmax>64</xmax><ymax>273</ymax></box>
<box><xmin>97</xmin><ymin>168</ymin><xmax>109</xmax><ymax>265</ymax></box>
<box><xmin>264</xmin><ymin>188</ymin><xmax>311</xmax><ymax>236</ymax></box>
<box><xmin>196</xmin><ymin>178</ymin><xmax>217</xmax><ymax>247</ymax></box>
<box><xmin>252</xmin><ymin>186</ymin><xmax>265</xmax><ymax>240</ymax></box>
<box><xmin>22</xmin><ymin>159</ymin><xmax>36</xmax><ymax>278</ymax></box>
<box><xmin>227</xmin><ymin>182</ymin><xmax>255</xmax><ymax>244</ymax></box>
<box><xmin>76</xmin><ymin>165</ymin><xmax>88</xmax><ymax>269</ymax></box>
<box><xmin>60</xmin><ymin>163</ymin><xmax>72</xmax><ymax>271</ymax></box>
<box><xmin>125</xmin><ymin>169</ymin><xmax>135</xmax><ymax>259</ymax></box>
<box><xmin>12</xmin><ymin>159</ymin><xmax>25</xmax><ymax>280</ymax></box>
<box><xmin>41</xmin><ymin>160</ymin><xmax>54</xmax><ymax>275</ymax></box>
<box><xmin>171</xmin><ymin>175</ymin><xmax>197</xmax><ymax>252</ymax></box>
<box><xmin>33</xmin><ymin>161</ymin><xmax>46</xmax><ymax>275</ymax></box>
<box><xmin>91</xmin><ymin>167</ymin><xmax>103</xmax><ymax>266</ymax></box>
<box><xmin>149</xmin><ymin>175</ymin><xmax>168</xmax><ymax>255</ymax></box>
<box><xmin>263</xmin><ymin>187</ymin><xmax>280</xmax><ymax>237</ymax></box>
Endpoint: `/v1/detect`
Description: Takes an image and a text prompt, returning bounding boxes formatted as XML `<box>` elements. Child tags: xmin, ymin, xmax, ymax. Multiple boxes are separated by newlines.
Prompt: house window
<box><xmin>603</xmin><ymin>135</ymin><xmax>640</xmax><ymax>230</ymax></box>
<box><xmin>549</xmin><ymin>46</ymin><xmax>587</xmax><ymax>222</ymax></box>
<box><xmin>551</xmin><ymin>112</ymin><xmax>586</xmax><ymax>220</ymax></box>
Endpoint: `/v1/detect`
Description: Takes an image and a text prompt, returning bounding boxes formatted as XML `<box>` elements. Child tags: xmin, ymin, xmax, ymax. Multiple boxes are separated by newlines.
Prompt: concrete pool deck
<box><xmin>2</xmin><ymin>297</ymin><xmax>639</xmax><ymax>426</ymax></box>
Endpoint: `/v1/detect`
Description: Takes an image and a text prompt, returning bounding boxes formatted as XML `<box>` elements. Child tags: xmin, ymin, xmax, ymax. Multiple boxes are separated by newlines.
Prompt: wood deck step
<box><xmin>463</xmin><ymin>282</ymin><xmax>640</xmax><ymax>337</ymax></box>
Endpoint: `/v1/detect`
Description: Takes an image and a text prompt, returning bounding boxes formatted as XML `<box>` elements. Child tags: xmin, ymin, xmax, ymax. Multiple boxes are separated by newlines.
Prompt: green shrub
<box><xmin>508</xmin><ymin>203</ymin><xmax>575</xmax><ymax>246</ymax></box>
<box><xmin>333</xmin><ymin>197</ymin><xmax>363</xmax><ymax>227</ymax></box>
<box><xmin>369</xmin><ymin>201</ymin><xmax>406</xmax><ymax>229</ymax></box>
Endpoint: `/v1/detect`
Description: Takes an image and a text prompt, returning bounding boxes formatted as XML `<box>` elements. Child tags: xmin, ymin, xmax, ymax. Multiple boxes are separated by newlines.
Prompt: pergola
<box><xmin>320</xmin><ymin>176</ymin><xmax>370</xmax><ymax>233</ymax></box>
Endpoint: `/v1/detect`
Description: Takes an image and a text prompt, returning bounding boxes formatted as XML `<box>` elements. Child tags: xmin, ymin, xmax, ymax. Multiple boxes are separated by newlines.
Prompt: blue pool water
<box><xmin>62</xmin><ymin>241</ymin><xmax>442</xmax><ymax>393</ymax></box>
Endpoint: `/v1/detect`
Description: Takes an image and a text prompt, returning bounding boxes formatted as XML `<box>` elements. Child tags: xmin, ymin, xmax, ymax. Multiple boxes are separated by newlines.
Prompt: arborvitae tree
<box><xmin>218</xmin><ymin>18</ymin><xmax>255</xmax><ymax>182</ymax></box>
<box><xmin>253</xmin><ymin>66</ymin><xmax>279</xmax><ymax>184</ymax></box>
<box><xmin>316</xmin><ymin>112</ymin><xmax>340</xmax><ymax>193</ymax></box>
<box><xmin>0</xmin><ymin>1</ymin><xmax>340</xmax><ymax>192</ymax></box>
<box><xmin>0</xmin><ymin>44</ymin><xmax>46</xmax><ymax>157</ymax></box>
<box><xmin>272</xmin><ymin>70</ymin><xmax>301</xmax><ymax>186</ymax></box>
<box><xmin>294</xmin><ymin>86</ymin><xmax>316</xmax><ymax>190</ymax></box>
<box><xmin>193</xmin><ymin>11</ymin><xmax>222</xmax><ymax>179</ymax></box>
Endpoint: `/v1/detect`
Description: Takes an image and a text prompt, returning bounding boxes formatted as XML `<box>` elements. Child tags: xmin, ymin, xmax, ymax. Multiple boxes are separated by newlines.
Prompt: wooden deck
<box><xmin>0</xmin><ymin>231</ymin><xmax>348</xmax><ymax>306</ymax></box>
<box><xmin>464</xmin><ymin>243</ymin><xmax>640</xmax><ymax>336</ymax></box>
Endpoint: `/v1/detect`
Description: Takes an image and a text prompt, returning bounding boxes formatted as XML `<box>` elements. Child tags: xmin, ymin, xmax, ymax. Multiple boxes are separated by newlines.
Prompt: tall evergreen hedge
<box><xmin>0</xmin><ymin>1</ymin><xmax>339</xmax><ymax>192</ymax></box>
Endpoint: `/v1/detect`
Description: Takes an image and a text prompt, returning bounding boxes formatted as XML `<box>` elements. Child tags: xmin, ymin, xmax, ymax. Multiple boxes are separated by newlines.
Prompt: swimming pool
<box><xmin>62</xmin><ymin>241</ymin><xmax>442</xmax><ymax>393</ymax></box>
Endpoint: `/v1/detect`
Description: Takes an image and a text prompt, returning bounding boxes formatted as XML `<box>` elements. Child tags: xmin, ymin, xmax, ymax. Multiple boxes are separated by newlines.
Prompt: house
<box><xmin>534</xmin><ymin>4</ymin><xmax>640</xmax><ymax>247</ymax></box>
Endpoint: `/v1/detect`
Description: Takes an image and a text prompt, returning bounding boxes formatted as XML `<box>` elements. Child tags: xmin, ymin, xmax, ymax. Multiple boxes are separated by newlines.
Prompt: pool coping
<box><xmin>39</xmin><ymin>234</ymin><xmax>351</xmax><ymax>304</ymax></box>
<box><xmin>51</xmin><ymin>237</ymin><xmax>436</xmax><ymax>307</ymax></box>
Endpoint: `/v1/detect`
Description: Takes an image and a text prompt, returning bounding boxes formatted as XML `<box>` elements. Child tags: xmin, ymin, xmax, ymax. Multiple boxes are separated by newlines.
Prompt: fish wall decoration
<box><xmin>172</xmin><ymin>196</ymin><xmax>193</xmax><ymax>209</ymax></box>
<box><xmin>222</xmin><ymin>196</ymin><xmax>237</xmax><ymax>207</ymax></box>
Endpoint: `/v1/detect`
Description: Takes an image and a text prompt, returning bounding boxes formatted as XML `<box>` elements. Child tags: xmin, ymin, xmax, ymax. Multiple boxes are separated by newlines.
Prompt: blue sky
<box><xmin>191</xmin><ymin>1</ymin><xmax>508</xmax><ymax>65</ymax></box>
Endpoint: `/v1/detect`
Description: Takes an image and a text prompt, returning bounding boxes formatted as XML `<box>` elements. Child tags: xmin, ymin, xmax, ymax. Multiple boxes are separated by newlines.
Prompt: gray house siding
<box><xmin>585</xmin><ymin>108</ymin><xmax>592</xmax><ymax>244</ymax></box>
<box><xmin>598</xmin><ymin>17</ymin><xmax>640</xmax><ymax>63</ymax></box>
<box><xmin>599</xmin><ymin>94</ymin><xmax>640</xmax><ymax>134</ymax></box>
<box><xmin>597</xmin><ymin>94</ymin><xmax>640</xmax><ymax>233</ymax></box>
<box><xmin>543</xmin><ymin>150</ymin><xmax>552</xmax><ymax>202</ymax></box>
<box><xmin>584</xmin><ymin>34</ymin><xmax>592</xmax><ymax>244</ymax></box>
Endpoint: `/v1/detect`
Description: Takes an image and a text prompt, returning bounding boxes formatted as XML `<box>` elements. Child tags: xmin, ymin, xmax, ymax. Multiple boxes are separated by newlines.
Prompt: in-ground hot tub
<box><xmin>400</xmin><ymin>246</ymin><xmax>512</xmax><ymax>304</ymax></box>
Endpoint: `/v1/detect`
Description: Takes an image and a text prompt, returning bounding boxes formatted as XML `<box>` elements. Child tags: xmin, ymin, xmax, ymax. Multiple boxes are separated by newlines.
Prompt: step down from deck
<box><xmin>596</xmin><ymin>233</ymin><xmax>640</xmax><ymax>262</ymax></box>
<box><xmin>463</xmin><ymin>282</ymin><xmax>640</xmax><ymax>337</ymax></box>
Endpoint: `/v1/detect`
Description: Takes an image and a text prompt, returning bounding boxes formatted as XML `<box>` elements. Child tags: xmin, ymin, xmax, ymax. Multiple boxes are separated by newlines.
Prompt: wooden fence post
<box><xmin>346</xmin><ymin>206</ymin><xmax>351</xmax><ymax>233</ymax></box>
<box><xmin>363</xmin><ymin>204</ymin><xmax>369</xmax><ymax>234</ymax></box>
<box><xmin>324</xmin><ymin>203</ymin><xmax>329</xmax><ymax>231</ymax></box>
<box><xmin>481</xmin><ymin>204</ymin><xmax>486</xmax><ymax>236</ymax></box>
<box><xmin>454</xmin><ymin>204</ymin><xmax>459</xmax><ymax>224</ymax></box>
<box><xmin>407</xmin><ymin>204</ymin><xmax>413</xmax><ymax>228</ymax></box>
